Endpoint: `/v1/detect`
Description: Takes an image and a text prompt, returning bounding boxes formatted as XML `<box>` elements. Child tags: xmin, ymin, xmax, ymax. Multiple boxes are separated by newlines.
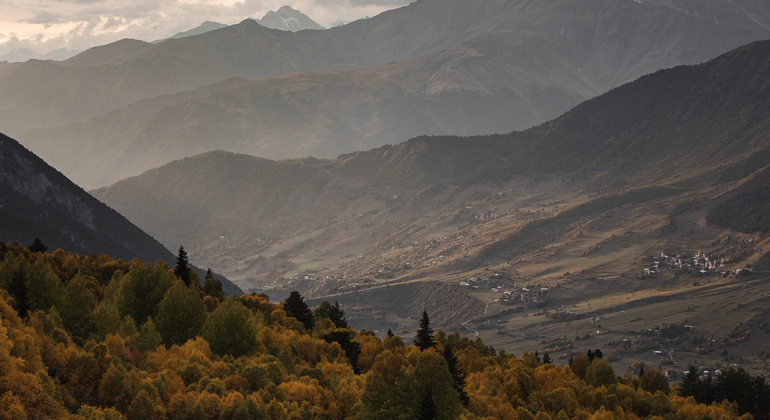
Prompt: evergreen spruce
<box><xmin>174</xmin><ymin>246</ymin><xmax>191</xmax><ymax>287</ymax></box>
<box><xmin>284</xmin><ymin>291</ymin><xmax>314</xmax><ymax>331</ymax></box>
<box><xmin>587</xmin><ymin>349</ymin><xmax>595</xmax><ymax>361</ymax></box>
<box><xmin>328</xmin><ymin>301</ymin><xmax>348</xmax><ymax>329</ymax></box>
<box><xmin>414</xmin><ymin>311</ymin><xmax>435</xmax><ymax>351</ymax></box>
<box><xmin>638</xmin><ymin>365</ymin><xmax>645</xmax><ymax>378</ymax></box>
<box><xmin>28</xmin><ymin>238</ymin><xmax>48</xmax><ymax>253</ymax></box>
<box><xmin>679</xmin><ymin>366</ymin><xmax>699</xmax><ymax>398</ymax></box>
<box><xmin>203</xmin><ymin>269</ymin><xmax>224</xmax><ymax>300</ymax></box>
<box><xmin>417</xmin><ymin>388</ymin><xmax>438</xmax><ymax>420</ymax></box>
<box><xmin>443</xmin><ymin>345</ymin><xmax>469</xmax><ymax>406</ymax></box>
<box><xmin>542</xmin><ymin>351</ymin><xmax>553</xmax><ymax>365</ymax></box>
<box><xmin>594</xmin><ymin>348</ymin><xmax>603</xmax><ymax>359</ymax></box>
<box><xmin>534</xmin><ymin>350</ymin><xmax>541</xmax><ymax>364</ymax></box>
<box><xmin>386</xmin><ymin>329</ymin><xmax>394</xmax><ymax>338</ymax></box>
<box><xmin>9</xmin><ymin>265</ymin><xmax>29</xmax><ymax>318</ymax></box>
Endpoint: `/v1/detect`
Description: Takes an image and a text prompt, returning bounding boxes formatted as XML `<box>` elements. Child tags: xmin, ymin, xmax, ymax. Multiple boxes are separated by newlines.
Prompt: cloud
<box><xmin>22</xmin><ymin>10</ymin><xmax>68</xmax><ymax>26</ymax></box>
<box><xmin>0</xmin><ymin>0</ymin><xmax>412</xmax><ymax>56</ymax></box>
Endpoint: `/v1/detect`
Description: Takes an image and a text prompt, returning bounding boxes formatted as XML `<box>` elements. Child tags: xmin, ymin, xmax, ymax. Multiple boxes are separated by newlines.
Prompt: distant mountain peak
<box><xmin>258</xmin><ymin>5</ymin><xmax>325</xmax><ymax>32</ymax></box>
<box><xmin>159</xmin><ymin>21</ymin><xmax>229</xmax><ymax>42</ymax></box>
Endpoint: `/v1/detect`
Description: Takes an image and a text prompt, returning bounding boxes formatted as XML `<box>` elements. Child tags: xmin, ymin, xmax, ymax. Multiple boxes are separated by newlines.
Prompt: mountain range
<box><xmin>92</xmin><ymin>39</ymin><xmax>770</xmax><ymax>287</ymax></box>
<box><xmin>0</xmin><ymin>132</ymin><xmax>242</xmax><ymax>295</ymax></box>
<box><xmin>6</xmin><ymin>0</ymin><xmax>770</xmax><ymax>188</ymax></box>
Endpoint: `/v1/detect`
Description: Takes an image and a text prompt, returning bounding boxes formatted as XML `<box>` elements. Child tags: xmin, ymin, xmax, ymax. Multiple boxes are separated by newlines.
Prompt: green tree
<box><xmin>283</xmin><ymin>291</ymin><xmax>313</xmax><ymax>331</ymax></box>
<box><xmin>678</xmin><ymin>366</ymin><xmax>699</xmax><ymax>398</ymax></box>
<box><xmin>27</xmin><ymin>238</ymin><xmax>48</xmax><ymax>253</ymax></box>
<box><xmin>126</xmin><ymin>389</ymin><xmax>165</xmax><ymax>420</ymax></box>
<box><xmin>418</xmin><ymin>388</ymin><xmax>438</xmax><ymax>420</ymax></box>
<box><xmin>174</xmin><ymin>246</ymin><xmax>191</xmax><ymax>287</ymax></box>
<box><xmin>155</xmin><ymin>281</ymin><xmax>207</xmax><ymax>347</ymax></box>
<box><xmin>203</xmin><ymin>269</ymin><xmax>224</xmax><ymax>300</ymax></box>
<box><xmin>8</xmin><ymin>263</ymin><xmax>29</xmax><ymax>318</ymax></box>
<box><xmin>115</xmin><ymin>261</ymin><xmax>175</xmax><ymax>325</ymax></box>
<box><xmin>323</xmin><ymin>330</ymin><xmax>361</xmax><ymax>374</ymax></box>
<box><xmin>315</xmin><ymin>300</ymin><xmax>347</xmax><ymax>329</ymax></box>
<box><xmin>135</xmin><ymin>318</ymin><xmax>163</xmax><ymax>351</ymax></box>
<box><xmin>443</xmin><ymin>345</ymin><xmax>468</xmax><ymax>406</ymax></box>
<box><xmin>220</xmin><ymin>398</ymin><xmax>268</xmax><ymax>420</ymax></box>
<box><xmin>414</xmin><ymin>311</ymin><xmax>435</xmax><ymax>351</ymax></box>
<box><xmin>202</xmin><ymin>297</ymin><xmax>258</xmax><ymax>357</ymax></box>
<box><xmin>60</xmin><ymin>274</ymin><xmax>97</xmax><ymax>341</ymax></box>
<box><xmin>542</xmin><ymin>351</ymin><xmax>553</xmax><ymax>365</ymax></box>
<box><xmin>584</xmin><ymin>358</ymin><xmax>617</xmax><ymax>387</ymax></box>
<box><xmin>359</xmin><ymin>350</ymin><xmax>417</xmax><ymax>420</ymax></box>
<box><xmin>413</xmin><ymin>350</ymin><xmax>462</xmax><ymax>420</ymax></box>
<box><xmin>26</xmin><ymin>257</ymin><xmax>64</xmax><ymax>313</ymax></box>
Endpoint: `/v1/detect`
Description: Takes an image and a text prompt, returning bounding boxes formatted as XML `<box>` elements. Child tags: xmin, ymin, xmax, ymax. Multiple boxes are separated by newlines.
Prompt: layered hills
<box><xmin>0</xmin><ymin>132</ymin><xmax>242</xmax><ymax>295</ymax></box>
<box><xmin>92</xmin><ymin>41</ymin><xmax>770</xmax><ymax>372</ymax></box>
<box><xmin>9</xmin><ymin>0</ymin><xmax>770</xmax><ymax>188</ymax></box>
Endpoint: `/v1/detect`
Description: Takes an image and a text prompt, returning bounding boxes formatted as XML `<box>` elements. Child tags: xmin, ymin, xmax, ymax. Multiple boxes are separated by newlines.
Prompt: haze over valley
<box><xmin>2</xmin><ymin>1</ymin><xmax>770</xmax><ymax>418</ymax></box>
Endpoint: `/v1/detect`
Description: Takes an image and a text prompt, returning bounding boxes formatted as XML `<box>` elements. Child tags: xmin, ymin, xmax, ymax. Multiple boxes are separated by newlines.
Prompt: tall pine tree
<box><xmin>679</xmin><ymin>366</ymin><xmax>699</xmax><ymax>398</ymax></box>
<box><xmin>284</xmin><ymin>291</ymin><xmax>314</xmax><ymax>331</ymax></box>
<box><xmin>443</xmin><ymin>345</ymin><xmax>469</xmax><ymax>406</ymax></box>
<box><xmin>28</xmin><ymin>238</ymin><xmax>48</xmax><ymax>253</ymax></box>
<box><xmin>414</xmin><ymin>311</ymin><xmax>435</xmax><ymax>351</ymax></box>
<box><xmin>174</xmin><ymin>246</ymin><xmax>191</xmax><ymax>287</ymax></box>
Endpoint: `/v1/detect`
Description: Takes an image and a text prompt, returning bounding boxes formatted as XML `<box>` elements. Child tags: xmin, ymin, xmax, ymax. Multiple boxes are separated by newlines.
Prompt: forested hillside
<box><xmin>0</xmin><ymin>241</ymin><xmax>766</xmax><ymax>419</ymax></box>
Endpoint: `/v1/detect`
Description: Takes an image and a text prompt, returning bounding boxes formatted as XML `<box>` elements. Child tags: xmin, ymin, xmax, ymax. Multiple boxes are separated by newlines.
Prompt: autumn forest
<box><xmin>0</xmin><ymin>240</ymin><xmax>767</xmax><ymax>420</ymax></box>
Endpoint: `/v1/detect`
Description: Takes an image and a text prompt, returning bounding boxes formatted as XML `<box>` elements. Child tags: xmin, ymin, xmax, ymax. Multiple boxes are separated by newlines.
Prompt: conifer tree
<box><xmin>443</xmin><ymin>345</ymin><xmax>469</xmax><ymax>406</ymax></box>
<box><xmin>542</xmin><ymin>351</ymin><xmax>553</xmax><ymax>365</ymax></box>
<box><xmin>328</xmin><ymin>301</ymin><xmax>347</xmax><ymax>329</ymax></box>
<box><xmin>414</xmin><ymin>311</ymin><xmax>436</xmax><ymax>351</ymax></box>
<box><xmin>386</xmin><ymin>329</ymin><xmax>394</xmax><ymax>338</ymax></box>
<box><xmin>284</xmin><ymin>291</ymin><xmax>314</xmax><ymax>331</ymax></box>
<box><xmin>203</xmin><ymin>269</ymin><xmax>224</xmax><ymax>300</ymax></box>
<box><xmin>174</xmin><ymin>246</ymin><xmax>191</xmax><ymax>287</ymax></box>
<box><xmin>27</xmin><ymin>238</ymin><xmax>47</xmax><ymax>253</ymax></box>
<box><xmin>679</xmin><ymin>366</ymin><xmax>699</xmax><ymax>398</ymax></box>
<box><xmin>418</xmin><ymin>388</ymin><xmax>438</xmax><ymax>420</ymax></box>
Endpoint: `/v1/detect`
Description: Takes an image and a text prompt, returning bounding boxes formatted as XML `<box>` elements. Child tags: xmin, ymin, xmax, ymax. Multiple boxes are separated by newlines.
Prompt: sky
<box><xmin>0</xmin><ymin>0</ymin><xmax>412</xmax><ymax>56</ymax></box>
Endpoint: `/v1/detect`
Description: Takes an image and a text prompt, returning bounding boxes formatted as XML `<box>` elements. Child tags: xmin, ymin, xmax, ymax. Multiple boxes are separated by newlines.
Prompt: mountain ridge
<box><xmin>91</xmin><ymin>40</ymin><xmax>770</xmax><ymax>286</ymax></box>
<box><xmin>19</xmin><ymin>0</ymin><xmax>770</xmax><ymax>189</ymax></box>
<box><xmin>0</xmin><ymin>132</ymin><xmax>243</xmax><ymax>295</ymax></box>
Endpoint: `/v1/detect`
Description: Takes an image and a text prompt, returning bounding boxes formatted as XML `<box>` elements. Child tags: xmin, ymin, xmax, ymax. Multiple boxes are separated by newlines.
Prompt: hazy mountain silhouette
<box><xmin>91</xmin><ymin>40</ymin><xmax>770</xmax><ymax>283</ymax></box>
<box><xmin>16</xmin><ymin>0</ymin><xmax>770</xmax><ymax>189</ymax></box>
<box><xmin>0</xmin><ymin>132</ymin><xmax>242</xmax><ymax>295</ymax></box>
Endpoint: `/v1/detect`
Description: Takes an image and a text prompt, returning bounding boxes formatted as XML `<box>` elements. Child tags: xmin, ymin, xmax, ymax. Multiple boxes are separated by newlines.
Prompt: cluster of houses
<box><xmin>638</xmin><ymin>250</ymin><xmax>727</xmax><ymax>278</ymax></box>
<box><xmin>460</xmin><ymin>276</ymin><xmax>549</xmax><ymax>306</ymax></box>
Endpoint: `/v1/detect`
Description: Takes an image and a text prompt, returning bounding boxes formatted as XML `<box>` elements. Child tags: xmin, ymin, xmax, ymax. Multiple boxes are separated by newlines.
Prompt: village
<box><xmin>639</xmin><ymin>250</ymin><xmax>728</xmax><ymax>278</ymax></box>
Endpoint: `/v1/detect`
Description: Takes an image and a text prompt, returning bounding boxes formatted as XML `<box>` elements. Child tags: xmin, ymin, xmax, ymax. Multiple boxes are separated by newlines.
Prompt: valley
<box><xmin>91</xmin><ymin>39</ymin><xmax>770</xmax><ymax>379</ymax></box>
<box><xmin>2</xmin><ymin>1</ymin><xmax>770</xmax><ymax>418</ymax></box>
